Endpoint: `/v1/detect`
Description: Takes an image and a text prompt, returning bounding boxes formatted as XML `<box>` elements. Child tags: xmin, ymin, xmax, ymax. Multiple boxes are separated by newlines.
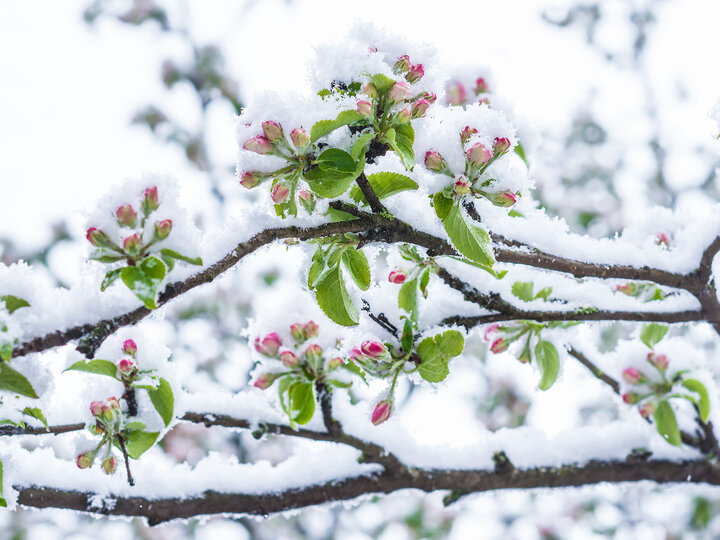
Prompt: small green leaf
<box><xmin>342</xmin><ymin>249</ymin><xmax>371</xmax><ymax>291</ymax></box>
<box><xmin>342</xmin><ymin>360</ymin><xmax>368</xmax><ymax>385</ymax></box>
<box><xmin>514</xmin><ymin>142</ymin><xmax>528</xmax><ymax>167</ymax></box>
<box><xmin>327</xmin><ymin>246</ymin><xmax>346</xmax><ymax>268</ymax></box>
<box><xmin>419</xmin><ymin>266</ymin><xmax>431</xmax><ymax>299</ymax></box>
<box><xmin>325</xmin><ymin>205</ymin><xmax>359</xmax><ymax>222</ymax></box>
<box><xmin>308</xmin><ymin>258</ymin><xmax>325</xmax><ymax>289</ymax></box>
<box><xmin>0</xmin><ymin>343</ymin><xmax>12</xmax><ymax>363</ymax></box>
<box><xmin>535</xmin><ymin>287</ymin><xmax>553</xmax><ymax>301</ymax></box>
<box><xmin>121</xmin><ymin>430</ymin><xmax>160</xmax><ymax>459</ymax></box>
<box><xmin>349</xmin><ymin>172</ymin><xmax>418</xmax><ymax>205</ymax></box>
<box><xmin>351</xmin><ymin>132</ymin><xmax>375</xmax><ymax>160</ymax></box>
<box><xmin>304</xmin><ymin>151</ymin><xmax>364</xmax><ymax>198</ymax></box>
<box><xmin>433</xmin><ymin>192</ymin><xmax>453</xmax><ymax>220</ymax></box>
<box><xmin>640</xmin><ymin>323</ymin><xmax>669</xmax><ymax>349</ymax></box>
<box><xmin>314</xmin><ymin>265</ymin><xmax>358</xmax><ymax>326</ymax></box>
<box><xmin>310</xmin><ymin>110</ymin><xmax>364</xmax><ymax>143</ymax></box>
<box><xmin>316</xmin><ymin>148</ymin><xmax>356</xmax><ymax>173</ymax></box>
<box><xmin>443</xmin><ymin>203</ymin><xmax>495</xmax><ymax>267</ymax></box>
<box><xmin>64</xmin><ymin>359</ymin><xmax>118</xmax><ymax>379</ymax></box>
<box><xmin>146</xmin><ymin>377</ymin><xmax>174</xmax><ymax>427</ymax></box>
<box><xmin>159</xmin><ymin>249</ymin><xmax>203</xmax><ymax>267</ymax></box>
<box><xmin>326</xmin><ymin>379</ymin><xmax>352</xmax><ymax>389</ymax></box>
<box><xmin>22</xmin><ymin>407</ymin><xmax>48</xmax><ymax>429</ymax></box>
<box><xmin>121</xmin><ymin>256</ymin><xmax>167</xmax><ymax>310</ymax></box>
<box><xmin>416</xmin><ymin>330</ymin><xmax>464</xmax><ymax>383</ymax></box>
<box><xmin>682</xmin><ymin>379</ymin><xmax>710</xmax><ymax>423</ymax></box>
<box><xmin>370</xmin><ymin>73</ymin><xmax>396</xmax><ymax>94</ymax></box>
<box><xmin>654</xmin><ymin>400</ymin><xmax>682</xmax><ymax>446</ymax></box>
<box><xmin>511</xmin><ymin>281</ymin><xmax>535</xmax><ymax>302</ymax></box>
<box><xmin>0</xmin><ymin>295</ymin><xmax>30</xmax><ymax>314</ymax></box>
<box><xmin>101</xmin><ymin>268</ymin><xmax>123</xmax><ymax>291</ymax></box>
<box><xmin>398</xmin><ymin>277</ymin><xmax>419</xmax><ymax>324</ymax></box>
<box><xmin>400</xmin><ymin>318</ymin><xmax>414</xmax><ymax>354</ymax></box>
<box><xmin>0</xmin><ymin>363</ymin><xmax>38</xmax><ymax>398</ymax></box>
<box><xmin>279</xmin><ymin>381</ymin><xmax>316</xmax><ymax>428</ymax></box>
<box><xmin>387</xmin><ymin>122</ymin><xmax>415</xmax><ymax>169</ymax></box>
<box><xmin>124</xmin><ymin>421</ymin><xmax>146</xmax><ymax>432</ymax></box>
<box><xmin>535</xmin><ymin>340</ymin><xmax>560</xmax><ymax>391</ymax></box>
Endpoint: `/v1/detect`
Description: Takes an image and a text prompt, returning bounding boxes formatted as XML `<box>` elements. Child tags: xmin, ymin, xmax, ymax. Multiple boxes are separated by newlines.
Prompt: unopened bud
<box><xmin>424</xmin><ymin>150</ymin><xmax>447</xmax><ymax>173</ymax></box>
<box><xmin>290</xmin><ymin>323</ymin><xmax>306</xmax><ymax>343</ymax></box>
<box><xmin>647</xmin><ymin>352</ymin><xmax>668</xmax><ymax>371</ymax></box>
<box><xmin>118</xmin><ymin>358</ymin><xmax>134</xmax><ymax>375</ymax></box>
<box><xmin>361</xmin><ymin>341</ymin><xmax>386</xmax><ymax>359</ymax></box>
<box><xmin>490</xmin><ymin>338</ymin><xmax>508</xmax><ymax>354</ymax></box>
<box><xmin>143</xmin><ymin>186</ymin><xmax>159</xmax><ymax>213</ymax></box>
<box><xmin>483</xmin><ymin>324</ymin><xmax>502</xmax><ymax>341</ymax></box>
<box><xmin>371</xmin><ymin>399</ymin><xmax>392</xmax><ymax>426</ymax></box>
<box><xmin>454</xmin><ymin>178</ymin><xmax>471</xmax><ymax>195</ymax></box>
<box><xmin>446</xmin><ymin>82</ymin><xmax>467</xmax><ymax>106</ymax></box>
<box><xmin>475</xmin><ymin>77</ymin><xmax>489</xmax><ymax>94</ymax></box>
<box><xmin>349</xmin><ymin>347</ymin><xmax>363</xmax><ymax>362</ymax></box>
<box><xmin>460</xmin><ymin>126</ymin><xmax>478</xmax><ymax>144</ymax></box>
<box><xmin>240</xmin><ymin>171</ymin><xmax>261</xmax><ymax>189</ymax></box>
<box><xmin>122</xmin><ymin>339</ymin><xmax>137</xmax><ymax>356</ymax></box>
<box><xmin>518</xmin><ymin>347</ymin><xmax>532</xmax><ymax>364</ymax></box>
<box><xmin>362</xmin><ymin>82</ymin><xmax>378</xmax><ymax>99</ymax></box>
<box><xmin>280</xmin><ymin>350</ymin><xmax>299</xmax><ymax>368</ymax></box>
<box><xmin>328</xmin><ymin>357</ymin><xmax>344</xmax><ymax>370</ymax></box>
<box><xmin>467</xmin><ymin>143</ymin><xmax>492</xmax><ymax>166</ymax></box>
<box><xmin>405</xmin><ymin>63</ymin><xmax>424</xmax><ymax>84</ymax></box>
<box><xmin>271</xmin><ymin>183</ymin><xmax>290</xmax><ymax>204</ymax></box>
<box><xmin>76</xmin><ymin>452</ymin><xmax>94</xmax><ymax>469</ymax></box>
<box><xmin>154</xmin><ymin>219</ymin><xmax>172</xmax><ymax>241</ymax></box>
<box><xmin>657</xmin><ymin>233</ymin><xmax>670</xmax><ymax>247</ymax></box>
<box><xmin>622</xmin><ymin>367</ymin><xmax>645</xmax><ymax>385</ymax></box>
<box><xmin>418</xmin><ymin>91</ymin><xmax>437</xmax><ymax>104</ymax></box>
<box><xmin>393</xmin><ymin>55</ymin><xmax>411</xmax><ymax>74</ymax></box>
<box><xmin>122</xmin><ymin>233</ymin><xmax>143</xmax><ymax>256</ymax></box>
<box><xmin>388</xmin><ymin>270</ymin><xmax>406</xmax><ymax>284</ymax></box>
<box><xmin>255</xmin><ymin>333</ymin><xmax>282</xmax><ymax>356</ymax></box>
<box><xmin>304</xmin><ymin>344</ymin><xmax>323</xmax><ymax>366</ymax></box>
<box><xmin>101</xmin><ymin>404</ymin><xmax>115</xmax><ymax>422</ymax></box>
<box><xmin>86</xmin><ymin>227</ymin><xmax>113</xmax><ymax>249</ymax></box>
<box><xmin>107</xmin><ymin>397</ymin><xmax>120</xmax><ymax>410</ymax></box>
<box><xmin>486</xmin><ymin>191</ymin><xmax>517</xmax><ymax>207</ymax></box>
<box><xmin>298</xmin><ymin>190</ymin><xmax>316</xmax><ymax>213</ymax></box>
<box><xmin>396</xmin><ymin>108</ymin><xmax>411</xmax><ymax>123</ymax></box>
<box><xmin>262</xmin><ymin>121</ymin><xmax>284</xmax><ymax>142</ymax></box>
<box><xmin>411</xmin><ymin>99</ymin><xmax>430</xmax><ymax>119</ymax></box>
<box><xmin>90</xmin><ymin>401</ymin><xmax>104</xmax><ymax>417</ymax></box>
<box><xmin>357</xmin><ymin>100</ymin><xmax>373</xmax><ymax>117</ymax></box>
<box><xmin>290</xmin><ymin>128</ymin><xmax>310</xmax><ymax>149</ymax></box>
<box><xmin>303</xmin><ymin>321</ymin><xmax>319</xmax><ymax>339</ymax></box>
<box><xmin>253</xmin><ymin>373</ymin><xmax>274</xmax><ymax>390</ymax></box>
<box><xmin>493</xmin><ymin>137</ymin><xmax>511</xmax><ymax>155</ymax></box>
<box><xmin>116</xmin><ymin>205</ymin><xmax>137</xmax><ymax>228</ymax></box>
<box><xmin>616</xmin><ymin>283</ymin><xmax>636</xmax><ymax>296</ymax></box>
<box><xmin>389</xmin><ymin>81</ymin><xmax>413</xmax><ymax>102</ymax></box>
<box><xmin>639</xmin><ymin>401</ymin><xmax>656</xmax><ymax>418</ymax></box>
<box><xmin>622</xmin><ymin>392</ymin><xmax>640</xmax><ymax>405</ymax></box>
<box><xmin>243</xmin><ymin>135</ymin><xmax>272</xmax><ymax>155</ymax></box>
<box><xmin>102</xmin><ymin>456</ymin><xmax>117</xmax><ymax>475</ymax></box>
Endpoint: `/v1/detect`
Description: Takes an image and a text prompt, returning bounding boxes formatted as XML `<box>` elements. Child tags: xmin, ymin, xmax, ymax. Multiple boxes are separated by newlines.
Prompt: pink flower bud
<box><xmin>262</xmin><ymin>121</ymin><xmax>283</xmax><ymax>142</ymax></box>
<box><xmin>303</xmin><ymin>321</ymin><xmax>319</xmax><ymax>339</ymax></box>
<box><xmin>290</xmin><ymin>323</ymin><xmax>306</xmax><ymax>343</ymax></box>
<box><xmin>405</xmin><ymin>63</ymin><xmax>424</xmax><ymax>84</ymax></box>
<box><xmin>622</xmin><ymin>392</ymin><xmax>639</xmax><ymax>405</ymax></box>
<box><xmin>122</xmin><ymin>339</ymin><xmax>137</xmax><ymax>356</ymax></box>
<box><xmin>90</xmin><ymin>401</ymin><xmax>104</xmax><ymax>417</ymax></box>
<box><xmin>483</xmin><ymin>324</ymin><xmax>501</xmax><ymax>341</ymax></box>
<box><xmin>460</xmin><ymin>126</ymin><xmax>478</xmax><ymax>144</ymax></box>
<box><xmin>657</xmin><ymin>233</ymin><xmax>670</xmax><ymax>247</ymax></box>
<box><xmin>328</xmin><ymin>357</ymin><xmax>344</xmax><ymax>370</ymax></box>
<box><xmin>243</xmin><ymin>135</ymin><xmax>272</xmax><ymax>155</ymax></box>
<box><xmin>454</xmin><ymin>178</ymin><xmax>471</xmax><ymax>195</ymax></box>
<box><xmin>304</xmin><ymin>343</ymin><xmax>323</xmax><ymax>365</ymax></box>
<box><xmin>467</xmin><ymin>143</ymin><xmax>492</xmax><ymax>166</ymax></box>
<box><xmin>76</xmin><ymin>452</ymin><xmax>94</xmax><ymax>469</ymax></box>
<box><xmin>86</xmin><ymin>227</ymin><xmax>112</xmax><ymax>248</ymax></box>
<box><xmin>357</xmin><ymin>100</ymin><xmax>373</xmax><ymax>117</ymax></box>
<box><xmin>647</xmin><ymin>352</ymin><xmax>668</xmax><ymax>371</ymax></box>
<box><xmin>396</xmin><ymin>107</ymin><xmax>411</xmax><ymax>123</ymax></box>
<box><xmin>361</xmin><ymin>341</ymin><xmax>386</xmax><ymax>359</ymax></box>
<box><xmin>253</xmin><ymin>373</ymin><xmax>274</xmax><ymax>390</ymax></box>
<box><xmin>118</xmin><ymin>358</ymin><xmax>134</xmax><ymax>375</ymax></box>
<box><xmin>290</xmin><ymin>128</ymin><xmax>310</xmax><ymax>149</ymax></box>
<box><xmin>493</xmin><ymin>137</ymin><xmax>512</xmax><ymax>155</ymax></box>
<box><xmin>368</xmin><ymin>46</ymin><xmax>378</xmax><ymax>53</ymax></box>
<box><xmin>154</xmin><ymin>219</ymin><xmax>172</xmax><ymax>241</ymax></box>
<box><xmin>486</xmin><ymin>191</ymin><xmax>517</xmax><ymax>207</ymax></box>
<box><xmin>349</xmin><ymin>347</ymin><xmax>363</xmax><ymax>362</ymax></box>
<box><xmin>116</xmin><ymin>204</ymin><xmax>137</xmax><ymax>228</ymax></box>
<box><xmin>640</xmin><ymin>401</ymin><xmax>656</xmax><ymax>418</ymax></box>
<box><xmin>255</xmin><ymin>333</ymin><xmax>282</xmax><ymax>356</ymax></box>
<box><xmin>143</xmin><ymin>186</ymin><xmax>159</xmax><ymax>212</ymax></box>
<box><xmin>362</xmin><ymin>82</ymin><xmax>378</xmax><ymax>99</ymax></box>
<box><xmin>411</xmin><ymin>99</ymin><xmax>430</xmax><ymax>119</ymax></box>
<box><xmin>102</xmin><ymin>456</ymin><xmax>117</xmax><ymax>475</ymax></box>
<box><xmin>389</xmin><ymin>81</ymin><xmax>413</xmax><ymax>102</ymax></box>
<box><xmin>107</xmin><ymin>397</ymin><xmax>120</xmax><ymax>410</ymax></box>
<box><xmin>393</xmin><ymin>55</ymin><xmax>411</xmax><ymax>74</ymax></box>
<box><xmin>271</xmin><ymin>183</ymin><xmax>290</xmax><ymax>204</ymax></box>
<box><xmin>101</xmin><ymin>404</ymin><xmax>115</xmax><ymax>422</ymax></box>
<box><xmin>240</xmin><ymin>171</ymin><xmax>260</xmax><ymax>189</ymax></box>
<box><xmin>371</xmin><ymin>399</ymin><xmax>392</xmax><ymax>426</ymax></box>
<box><xmin>490</xmin><ymin>338</ymin><xmax>508</xmax><ymax>354</ymax></box>
<box><xmin>298</xmin><ymin>189</ymin><xmax>316</xmax><ymax>213</ymax></box>
<box><xmin>122</xmin><ymin>233</ymin><xmax>143</xmax><ymax>256</ymax></box>
<box><xmin>280</xmin><ymin>350</ymin><xmax>298</xmax><ymax>368</ymax></box>
<box><xmin>622</xmin><ymin>367</ymin><xmax>644</xmax><ymax>385</ymax></box>
<box><xmin>616</xmin><ymin>283</ymin><xmax>636</xmax><ymax>296</ymax></box>
<box><xmin>388</xmin><ymin>270</ymin><xmax>406</xmax><ymax>284</ymax></box>
<box><xmin>424</xmin><ymin>150</ymin><xmax>447</xmax><ymax>173</ymax></box>
<box><xmin>446</xmin><ymin>82</ymin><xmax>467</xmax><ymax>106</ymax></box>
<box><xmin>475</xmin><ymin>77</ymin><xmax>489</xmax><ymax>94</ymax></box>
<box><xmin>418</xmin><ymin>91</ymin><xmax>437</xmax><ymax>104</ymax></box>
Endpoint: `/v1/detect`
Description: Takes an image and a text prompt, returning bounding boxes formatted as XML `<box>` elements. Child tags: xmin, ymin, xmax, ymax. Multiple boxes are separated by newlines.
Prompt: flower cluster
<box><xmin>117</xmin><ymin>339</ymin><xmax>139</xmax><ymax>382</ymax></box>
<box><xmin>621</xmin><ymin>352</ymin><xmax>672</xmax><ymax>418</ymax></box>
<box><xmin>76</xmin><ymin>397</ymin><xmax>122</xmax><ymax>475</ymax></box>
<box><xmin>484</xmin><ymin>323</ymin><xmax>526</xmax><ymax>358</ymax></box>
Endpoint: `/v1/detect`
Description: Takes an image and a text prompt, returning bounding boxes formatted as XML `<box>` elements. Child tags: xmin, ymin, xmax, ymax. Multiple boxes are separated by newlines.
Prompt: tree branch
<box><xmin>354</xmin><ymin>172</ymin><xmax>387</xmax><ymax>214</ymax></box>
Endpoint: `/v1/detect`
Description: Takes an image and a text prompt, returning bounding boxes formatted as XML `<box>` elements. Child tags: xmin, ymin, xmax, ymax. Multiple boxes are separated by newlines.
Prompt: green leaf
<box><xmin>443</xmin><ymin>203</ymin><xmax>495</xmax><ymax>267</ymax></box>
<box><xmin>0</xmin><ymin>295</ymin><xmax>30</xmax><ymax>314</ymax></box>
<box><xmin>416</xmin><ymin>330</ymin><xmax>464</xmax><ymax>383</ymax></box>
<box><xmin>121</xmin><ymin>430</ymin><xmax>160</xmax><ymax>459</ymax></box>
<box><xmin>640</xmin><ymin>323</ymin><xmax>669</xmax><ymax>349</ymax></box>
<box><xmin>327</xmin><ymin>246</ymin><xmax>346</xmax><ymax>268</ymax></box>
<box><xmin>0</xmin><ymin>363</ymin><xmax>38</xmax><ymax>398</ymax></box>
<box><xmin>308</xmin><ymin>258</ymin><xmax>325</xmax><ymax>289</ymax></box>
<box><xmin>22</xmin><ymin>407</ymin><xmax>48</xmax><ymax>429</ymax></box>
<box><xmin>146</xmin><ymin>377</ymin><xmax>174</xmax><ymax>427</ymax></box>
<box><xmin>0</xmin><ymin>460</ymin><xmax>5</xmax><ymax>507</ymax></box>
<box><xmin>351</xmin><ymin>132</ymin><xmax>375</xmax><ymax>160</ymax></box>
<box><xmin>0</xmin><ymin>343</ymin><xmax>12</xmax><ymax>363</ymax></box>
<box><xmin>398</xmin><ymin>277</ymin><xmax>419</xmax><ymax>324</ymax></box>
<box><xmin>159</xmin><ymin>249</ymin><xmax>203</xmax><ymax>267</ymax></box>
<box><xmin>342</xmin><ymin>249</ymin><xmax>371</xmax><ymax>291</ymax></box>
<box><xmin>124</xmin><ymin>421</ymin><xmax>146</xmax><ymax>432</ymax></box>
<box><xmin>400</xmin><ymin>318</ymin><xmax>414</xmax><ymax>354</ymax></box>
<box><xmin>535</xmin><ymin>340</ymin><xmax>560</xmax><ymax>391</ymax></box>
<box><xmin>387</xmin><ymin>123</ymin><xmax>415</xmax><ymax>169</ymax></box>
<box><xmin>304</xmin><ymin>151</ymin><xmax>364</xmax><ymax>198</ymax></box>
<box><xmin>433</xmin><ymin>192</ymin><xmax>453</xmax><ymax>220</ymax></box>
<box><xmin>101</xmin><ymin>268</ymin><xmax>123</xmax><ymax>291</ymax></box>
<box><xmin>370</xmin><ymin>73</ymin><xmax>396</xmax><ymax>94</ymax></box>
<box><xmin>511</xmin><ymin>281</ymin><xmax>535</xmax><ymax>302</ymax></box>
<box><xmin>514</xmin><ymin>142</ymin><xmax>528</xmax><ymax>167</ymax></box>
<box><xmin>279</xmin><ymin>380</ymin><xmax>316</xmax><ymax>428</ymax></box>
<box><xmin>121</xmin><ymin>256</ymin><xmax>167</xmax><ymax>310</ymax></box>
<box><xmin>349</xmin><ymin>172</ymin><xmax>418</xmax><ymax>205</ymax></box>
<box><xmin>682</xmin><ymin>379</ymin><xmax>710</xmax><ymax>423</ymax></box>
<box><xmin>64</xmin><ymin>359</ymin><xmax>118</xmax><ymax>379</ymax></box>
<box><xmin>314</xmin><ymin>265</ymin><xmax>358</xmax><ymax>326</ymax></box>
<box><xmin>316</xmin><ymin>148</ymin><xmax>356</xmax><ymax>173</ymax></box>
<box><xmin>326</xmin><ymin>379</ymin><xmax>352</xmax><ymax>389</ymax></box>
<box><xmin>419</xmin><ymin>266</ymin><xmax>431</xmax><ymax>299</ymax></box>
<box><xmin>535</xmin><ymin>287</ymin><xmax>553</xmax><ymax>301</ymax></box>
<box><xmin>654</xmin><ymin>400</ymin><xmax>682</xmax><ymax>446</ymax></box>
<box><xmin>310</xmin><ymin>110</ymin><xmax>364</xmax><ymax>143</ymax></box>
<box><xmin>325</xmin><ymin>205</ymin><xmax>359</xmax><ymax>222</ymax></box>
<box><xmin>342</xmin><ymin>360</ymin><xmax>368</xmax><ymax>385</ymax></box>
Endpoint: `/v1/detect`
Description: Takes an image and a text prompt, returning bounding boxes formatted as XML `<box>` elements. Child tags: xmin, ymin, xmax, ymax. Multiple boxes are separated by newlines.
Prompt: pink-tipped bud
<box><xmin>107</xmin><ymin>396</ymin><xmax>120</xmax><ymax>410</ymax></box>
<box><xmin>493</xmin><ymin>137</ymin><xmax>512</xmax><ymax>156</ymax></box>
<box><xmin>647</xmin><ymin>352</ymin><xmax>669</xmax><ymax>371</ymax></box>
<box><xmin>396</xmin><ymin>107</ymin><xmax>411</xmax><ymax>123</ymax></box>
<box><xmin>389</xmin><ymin>81</ymin><xmax>413</xmax><ymax>102</ymax></box>
<box><xmin>467</xmin><ymin>143</ymin><xmax>492</xmax><ymax>166</ymax></box>
<box><xmin>243</xmin><ymin>135</ymin><xmax>272</xmax><ymax>155</ymax></box>
<box><xmin>349</xmin><ymin>347</ymin><xmax>363</xmax><ymax>362</ymax></box>
<box><xmin>616</xmin><ymin>283</ymin><xmax>636</xmax><ymax>296</ymax></box>
<box><xmin>356</xmin><ymin>100</ymin><xmax>373</xmax><ymax>117</ymax></box>
<box><xmin>122</xmin><ymin>233</ymin><xmax>143</xmax><ymax>256</ymax></box>
<box><xmin>101</xmin><ymin>404</ymin><xmax>115</xmax><ymax>422</ymax></box>
<box><xmin>298</xmin><ymin>190</ymin><xmax>316</xmax><ymax>213</ymax></box>
<box><xmin>328</xmin><ymin>357</ymin><xmax>344</xmax><ymax>370</ymax></box>
<box><xmin>483</xmin><ymin>324</ymin><xmax>501</xmax><ymax>341</ymax></box>
<box><xmin>255</xmin><ymin>333</ymin><xmax>282</xmax><ymax>356</ymax></box>
<box><xmin>304</xmin><ymin>343</ymin><xmax>323</xmax><ymax>366</ymax></box>
<box><xmin>86</xmin><ymin>227</ymin><xmax>112</xmax><ymax>248</ymax></box>
<box><xmin>490</xmin><ymin>338</ymin><xmax>508</xmax><ymax>354</ymax></box>
<box><xmin>487</xmin><ymin>191</ymin><xmax>518</xmax><ymax>207</ymax></box>
<box><xmin>411</xmin><ymin>99</ymin><xmax>430</xmax><ymax>119</ymax></box>
<box><xmin>622</xmin><ymin>392</ymin><xmax>639</xmax><ymax>405</ymax></box>
<box><xmin>640</xmin><ymin>401</ymin><xmax>657</xmax><ymax>418</ymax></box>
<box><xmin>303</xmin><ymin>321</ymin><xmax>319</xmax><ymax>339</ymax></box>
<box><xmin>90</xmin><ymin>401</ymin><xmax>104</xmax><ymax>417</ymax></box>
<box><xmin>154</xmin><ymin>219</ymin><xmax>172</xmax><ymax>241</ymax></box>
<box><xmin>657</xmin><ymin>233</ymin><xmax>670</xmax><ymax>247</ymax></box>
<box><xmin>361</xmin><ymin>341</ymin><xmax>386</xmax><ymax>359</ymax></box>
<box><xmin>622</xmin><ymin>367</ymin><xmax>645</xmax><ymax>385</ymax></box>
<box><xmin>253</xmin><ymin>373</ymin><xmax>274</xmax><ymax>390</ymax></box>
<box><xmin>271</xmin><ymin>183</ymin><xmax>290</xmax><ymax>204</ymax></box>
<box><xmin>368</xmin><ymin>46</ymin><xmax>378</xmax><ymax>53</ymax></box>
<box><xmin>446</xmin><ymin>82</ymin><xmax>467</xmax><ymax>106</ymax></box>
<box><xmin>116</xmin><ymin>204</ymin><xmax>137</xmax><ymax>228</ymax></box>
<box><xmin>371</xmin><ymin>399</ymin><xmax>392</xmax><ymax>426</ymax></box>
<box><xmin>117</xmin><ymin>358</ymin><xmax>134</xmax><ymax>375</ymax></box>
<box><xmin>280</xmin><ymin>350</ymin><xmax>299</xmax><ymax>368</ymax></box>
<box><xmin>290</xmin><ymin>323</ymin><xmax>306</xmax><ymax>343</ymax></box>
<box><xmin>362</xmin><ymin>82</ymin><xmax>378</xmax><ymax>99</ymax></box>
<box><xmin>393</xmin><ymin>55</ymin><xmax>411</xmax><ymax>74</ymax></box>
<box><xmin>240</xmin><ymin>171</ymin><xmax>261</xmax><ymax>189</ymax></box>
<box><xmin>419</xmin><ymin>91</ymin><xmax>437</xmax><ymax>104</ymax></box>
<box><xmin>262</xmin><ymin>121</ymin><xmax>283</xmax><ymax>142</ymax></box>
<box><xmin>454</xmin><ymin>178</ymin><xmax>471</xmax><ymax>195</ymax></box>
<box><xmin>143</xmin><ymin>186</ymin><xmax>159</xmax><ymax>212</ymax></box>
<box><xmin>77</xmin><ymin>452</ymin><xmax>94</xmax><ymax>469</ymax></box>
<box><xmin>475</xmin><ymin>77</ymin><xmax>489</xmax><ymax>94</ymax></box>
<box><xmin>102</xmin><ymin>456</ymin><xmax>117</xmax><ymax>475</ymax></box>
<box><xmin>424</xmin><ymin>150</ymin><xmax>447</xmax><ymax>173</ymax></box>
<box><xmin>290</xmin><ymin>128</ymin><xmax>310</xmax><ymax>149</ymax></box>
<box><xmin>518</xmin><ymin>348</ymin><xmax>532</xmax><ymax>364</ymax></box>
<box><xmin>388</xmin><ymin>270</ymin><xmax>406</xmax><ymax>284</ymax></box>
<box><xmin>405</xmin><ymin>63</ymin><xmax>424</xmax><ymax>84</ymax></box>
<box><xmin>460</xmin><ymin>126</ymin><xmax>478</xmax><ymax>144</ymax></box>
<box><xmin>122</xmin><ymin>339</ymin><xmax>137</xmax><ymax>356</ymax></box>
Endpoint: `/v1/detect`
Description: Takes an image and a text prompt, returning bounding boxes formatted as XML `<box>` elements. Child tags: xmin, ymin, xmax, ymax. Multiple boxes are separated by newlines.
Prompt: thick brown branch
<box><xmin>354</xmin><ymin>172</ymin><xmax>387</xmax><ymax>214</ymax></box>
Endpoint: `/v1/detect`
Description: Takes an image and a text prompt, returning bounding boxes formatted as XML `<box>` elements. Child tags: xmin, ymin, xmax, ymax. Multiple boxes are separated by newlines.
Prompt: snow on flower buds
<box><xmin>647</xmin><ymin>352</ymin><xmax>668</xmax><ymax>371</ymax></box>
<box><xmin>487</xmin><ymin>191</ymin><xmax>518</xmax><ymax>207</ymax></box>
<box><xmin>90</xmin><ymin>401</ymin><xmax>104</xmax><ymax>417</ymax></box>
<box><xmin>362</xmin><ymin>82</ymin><xmax>378</xmax><ymax>99</ymax></box>
<box><xmin>122</xmin><ymin>339</ymin><xmax>137</xmax><ymax>356</ymax></box>
<box><xmin>388</xmin><ymin>270</ymin><xmax>406</xmax><ymax>284</ymax></box>
<box><xmin>418</xmin><ymin>91</ymin><xmax>437</xmax><ymax>104</ymax></box>
<box><xmin>467</xmin><ymin>143</ymin><xmax>492</xmax><ymax>166</ymax></box>
<box><xmin>357</xmin><ymin>100</ymin><xmax>373</xmax><ymax>117</ymax></box>
<box><xmin>328</xmin><ymin>357</ymin><xmax>344</xmax><ymax>370</ymax></box>
<box><xmin>122</xmin><ymin>233</ymin><xmax>143</xmax><ymax>256</ymax></box>
<box><xmin>490</xmin><ymin>338</ymin><xmax>508</xmax><ymax>354</ymax></box>
<box><xmin>349</xmin><ymin>347</ymin><xmax>363</xmax><ymax>362</ymax></box>
<box><xmin>454</xmin><ymin>178</ymin><xmax>471</xmax><ymax>195</ymax></box>
<box><xmin>304</xmin><ymin>344</ymin><xmax>323</xmax><ymax>366</ymax></box>
<box><xmin>86</xmin><ymin>228</ymin><xmax>112</xmax><ymax>248</ymax></box>
<box><xmin>290</xmin><ymin>323</ymin><xmax>306</xmax><ymax>343</ymax></box>
<box><xmin>405</xmin><ymin>64</ymin><xmax>424</xmax><ymax>84</ymax></box>
<box><xmin>493</xmin><ymin>137</ymin><xmax>511</xmax><ymax>155</ymax></box>
<box><xmin>116</xmin><ymin>205</ymin><xmax>137</xmax><ymax>228</ymax></box>
<box><xmin>657</xmin><ymin>233</ymin><xmax>670</xmax><ymax>247</ymax></box>
<box><xmin>261</xmin><ymin>121</ymin><xmax>283</xmax><ymax>142</ymax></box>
<box><xmin>298</xmin><ymin>190</ymin><xmax>316</xmax><ymax>213</ymax></box>
<box><xmin>389</xmin><ymin>81</ymin><xmax>412</xmax><ymax>102</ymax></box>
<box><xmin>154</xmin><ymin>219</ymin><xmax>172</xmax><ymax>241</ymax></box>
<box><xmin>640</xmin><ymin>401</ymin><xmax>656</xmax><ymax>418</ymax></box>
<box><xmin>446</xmin><ymin>82</ymin><xmax>466</xmax><ymax>106</ymax></box>
<box><xmin>622</xmin><ymin>392</ymin><xmax>639</xmax><ymax>404</ymax></box>
<box><xmin>304</xmin><ymin>321</ymin><xmax>319</xmax><ymax>339</ymax></box>
<box><xmin>253</xmin><ymin>373</ymin><xmax>274</xmax><ymax>390</ymax></box>
<box><xmin>393</xmin><ymin>55</ymin><xmax>410</xmax><ymax>74</ymax></box>
<box><xmin>271</xmin><ymin>183</ymin><xmax>290</xmax><ymax>204</ymax></box>
<box><xmin>102</xmin><ymin>456</ymin><xmax>117</xmax><ymax>475</ymax></box>
<box><xmin>411</xmin><ymin>99</ymin><xmax>430</xmax><ymax>118</ymax></box>
<box><xmin>424</xmin><ymin>150</ymin><xmax>447</xmax><ymax>173</ymax></box>
<box><xmin>255</xmin><ymin>332</ymin><xmax>281</xmax><ymax>356</ymax></box>
<box><xmin>290</xmin><ymin>128</ymin><xmax>310</xmax><ymax>149</ymax></box>
<box><xmin>622</xmin><ymin>367</ymin><xmax>645</xmax><ymax>385</ymax></box>
<box><xmin>143</xmin><ymin>186</ymin><xmax>159</xmax><ymax>213</ymax></box>
<box><xmin>76</xmin><ymin>452</ymin><xmax>94</xmax><ymax>469</ymax></box>
<box><xmin>361</xmin><ymin>341</ymin><xmax>386</xmax><ymax>359</ymax></box>
<box><xmin>117</xmin><ymin>358</ymin><xmax>134</xmax><ymax>375</ymax></box>
<box><xmin>460</xmin><ymin>126</ymin><xmax>478</xmax><ymax>144</ymax></box>
<box><xmin>280</xmin><ymin>350</ymin><xmax>298</xmax><ymax>368</ymax></box>
<box><xmin>475</xmin><ymin>77</ymin><xmax>489</xmax><ymax>94</ymax></box>
<box><xmin>243</xmin><ymin>135</ymin><xmax>272</xmax><ymax>155</ymax></box>
<box><xmin>240</xmin><ymin>172</ymin><xmax>260</xmax><ymax>189</ymax></box>
<box><xmin>371</xmin><ymin>399</ymin><xmax>392</xmax><ymax>426</ymax></box>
